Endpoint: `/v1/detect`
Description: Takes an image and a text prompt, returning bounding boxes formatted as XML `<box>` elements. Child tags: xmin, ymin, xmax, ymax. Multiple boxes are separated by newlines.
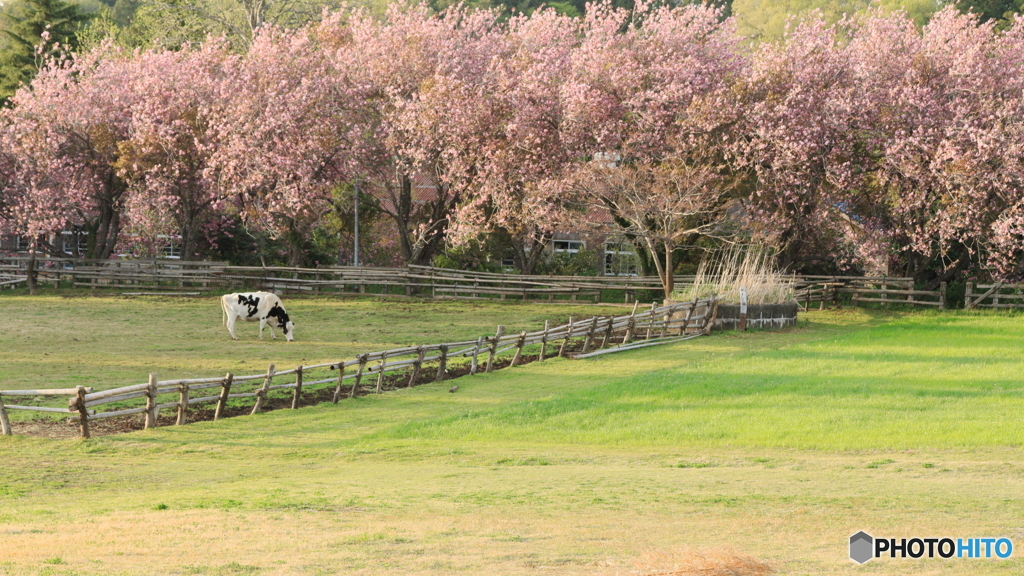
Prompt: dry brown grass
<box><xmin>673</xmin><ymin>247</ymin><xmax>794</xmax><ymax>305</ymax></box>
<box><xmin>0</xmin><ymin>509</ymin><xmax>779</xmax><ymax>576</ymax></box>
<box><xmin>626</xmin><ymin>548</ymin><xmax>775</xmax><ymax>576</ymax></box>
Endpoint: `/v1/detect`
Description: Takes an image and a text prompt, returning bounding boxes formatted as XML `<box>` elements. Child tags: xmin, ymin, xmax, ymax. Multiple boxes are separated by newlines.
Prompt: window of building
<box><xmin>61</xmin><ymin>230</ymin><xmax>88</xmax><ymax>256</ymax></box>
<box><xmin>604</xmin><ymin>239</ymin><xmax>638</xmax><ymax>276</ymax></box>
<box><xmin>552</xmin><ymin>240</ymin><xmax>584</xmax><ymax>254</ymax></box>
<box><xmin>158</xmin><ymin>235</ymin><xmax>182</xmax><ymax>259</ymax></box>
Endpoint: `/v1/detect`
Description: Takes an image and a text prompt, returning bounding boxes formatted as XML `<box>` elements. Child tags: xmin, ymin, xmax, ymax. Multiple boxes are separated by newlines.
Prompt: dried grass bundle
<box><xmin>673</xmin><ymin>247</ymin><xmax>794</xmax><ymax>305</ymax></box>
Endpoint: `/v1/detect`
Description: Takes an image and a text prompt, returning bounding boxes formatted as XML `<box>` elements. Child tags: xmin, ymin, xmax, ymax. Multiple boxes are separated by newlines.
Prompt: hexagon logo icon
<box><xmin>850</xmin><ymin>531</ymin><xmax>874</xmax><ymax>564</ymax></box>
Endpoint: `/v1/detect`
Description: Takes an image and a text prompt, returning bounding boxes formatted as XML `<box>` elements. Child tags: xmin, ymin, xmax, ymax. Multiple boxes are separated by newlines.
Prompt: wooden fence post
<box><xmin>144</xmin><ymin>374</ymin><xmax>158</xmax><ymax>429</ymax></box>
<box><xmin>739</xmin><ymin>287</ymin><xmax>748</xmax><ymax>332</ymax></box>
<box><xmin>967</xmin><ymin>282</ymin><xmax>1004</xmax><ymax>311</ymax></box>
<box><xmin>966</xmin><ymin>282</ymin><xmax>973</xmax><ymax>309</ymax></box>
<box><xmin>470</xmin><ymin>337</ymin><xmax>483</xmax><ymax>375</ymax></box>
<box><xmin>511</xmin><ymin>331</ymin><xmax>527</xmax><ymax>366</ymax></box>
<box><xmin>408</xmin><ymin>347</ymin><xmax>425</xmax><ymax>387</ymax></box>
<box><xmin>350</xmin><ymin>355</ymin><xmax>367</xmax><ymax>398</ymax></box>
<box><xmin>0</xmin><ymin>395</ymin><xmax>10</xmax><ymax>436</ymax></box>
<box><xmin>214</xmin><ymin>373</ymin><xmax>233</xmax><ymax>420</ymax></box>
<box><xmin>435</xmin><ymin>345</ymin><xmax>448</xmax><ymax>382</ymax></box>
<box><xmin>250</xmin><ymin>364</ymin><xmax>275</xmax><ymax>415</ymax></box>
<box><xmin>486</xmin><ymin>325</ymin><xmax>505</xmax><ymax>373</ymax></box>
<box><xmin>682</xmin><ymin>299</ymin><xmax>699</xmax><ymax>335</ymax></box>
<box><xmin>601</xmin><ymin>316</ymin><xmax>614</xmax><ymax>348</ymax></box>
<box><xmin>176</xmin><ymin>384</ymin><xmax>189</xmax><ymax>426</ymax></box>
<box><xmin>701</xmin><ymin>301</ymin><xmax>719</xmax><ymax>334</ymax></box>
<box><xmin>293</xmin><ymin>365</ymin><xmax>304</xmax><ymax>408</ymax></box>
<box><xmin>645</xmin><ymin>302</ymin><xmax>656</xmax><ymax>339</ymax></box>
<box><xmin>75</xmin><ymin>386</ymin><xmax>90</xmax><ymax>439</ymax></box>
<box><xmin>539</xmin><ymin>320</ymin><xmax>550</xmax><ymax>361</ymax></box>
<box><xmin>582</xmin><ymin>317</ymin><xmax>598</xmax><ymax>353</ymax></box>
<box><xmin>939</xmin><ymin>282</ymin><xmax>947</xmax><ymax>309</ymax></box>
<box><xmin>559</xmin><ymin>317</ymin><xmax>575</xmax><ymax>357</ymax></box>
<box><xmin>375</xmin><ymin>355</ymin><xmax>387</xmax><ymax>394</ymax></box>
<box><xmin>622</xmin><ymin>301</ymin><xmax>640</xmax><ymax>344</ymax></box>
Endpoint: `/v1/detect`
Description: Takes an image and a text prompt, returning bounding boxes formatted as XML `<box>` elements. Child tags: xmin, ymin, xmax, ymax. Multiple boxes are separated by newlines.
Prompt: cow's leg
<box><xmin>259</xmin><ymin>317</ymin><xmax>266</xmax><ymax>340</ymax></box>
<box><xmin>268</xmin><ymin>323</ymin><xmax>277</xmax><ymax>340</ymax></box>
<box><xmin>227</xmin><ymin>315</ymin><xmax>239</xmax><ymax>340</ymax></box>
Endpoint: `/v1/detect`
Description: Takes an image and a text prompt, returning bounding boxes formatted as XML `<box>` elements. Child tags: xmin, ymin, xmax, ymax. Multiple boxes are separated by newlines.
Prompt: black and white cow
<box><xmin>220</xmin><ymin>292</ymin><xmax>295</xmax><ymax>341</ymax></box>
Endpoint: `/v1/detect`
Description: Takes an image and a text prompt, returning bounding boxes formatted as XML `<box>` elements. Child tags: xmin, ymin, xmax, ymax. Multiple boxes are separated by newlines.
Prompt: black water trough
<box><xmin>714</xmin><ymin>303</ymin><xmax>798</xmax><ymax>331</ymax></box>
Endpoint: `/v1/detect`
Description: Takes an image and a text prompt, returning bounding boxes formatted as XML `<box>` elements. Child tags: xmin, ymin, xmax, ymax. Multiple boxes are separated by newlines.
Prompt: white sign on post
<box><xmin>740</xmin><ymin>286</ymin><xmax>748</xmax><ymax>315</ymax></box>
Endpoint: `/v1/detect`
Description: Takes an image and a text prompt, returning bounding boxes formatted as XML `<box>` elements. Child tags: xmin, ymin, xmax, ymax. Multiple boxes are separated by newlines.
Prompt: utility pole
<box><xmin>353</xmin><ymin>176</ymin><xmax>360</xmax><ymax>267</ymax></box>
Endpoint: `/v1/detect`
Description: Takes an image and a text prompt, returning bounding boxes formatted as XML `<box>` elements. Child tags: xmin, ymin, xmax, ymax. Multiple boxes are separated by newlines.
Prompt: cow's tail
<box><xmin>220</xmin><ymin>294</ymin><xmax>228</xmax><ymax>326</ymax></box>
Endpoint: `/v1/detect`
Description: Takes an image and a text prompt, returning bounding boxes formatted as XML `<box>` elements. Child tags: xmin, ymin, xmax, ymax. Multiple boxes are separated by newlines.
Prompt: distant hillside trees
<box><xmin>0</xmin><ymin>0</ymin><xmax>90</xmax><ymax>100</ymax></box>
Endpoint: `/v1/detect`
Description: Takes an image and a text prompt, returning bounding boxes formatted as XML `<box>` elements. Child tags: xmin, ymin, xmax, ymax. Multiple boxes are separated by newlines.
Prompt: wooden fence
<box><xmin>0</xmin><ymin>255</ymin><xmax>953</xmax><ymax>308</ymax></box>
<box><xmin>795</xmin><ymin>276</ymin><xmax>945</xmax><ymax>309</ymax></box>
<box><xmin>965</xmin><ymin>282</ymin><xmax>1024</xmax><ymax>309</ymax></box>
<box><xmin>0</xmin><ymin>298</ymin><xmax>718</xmax><ymax>438</ymax></box>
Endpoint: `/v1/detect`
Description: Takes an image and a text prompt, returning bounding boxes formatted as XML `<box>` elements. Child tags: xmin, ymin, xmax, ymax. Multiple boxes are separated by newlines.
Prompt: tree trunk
<box><xmin>662</xmin><ymin>241</ymin><xmax>674</xmax><ymax>297</ymax></box>
<box><xmin>91</xmin><ymin>206</ymin><xmax>121</xmax><ymax>261</ymax></box>
<box><xmin>285</xmin><ymin>220</ymin><xmax>304</xmax><ymax>267</ymax></box>
<box><xmin>26</xmin><ymin>236</ymin><xmax>37</xmax><ymax>295</ymax></box>
<box><xmin>91</xmin><ymin>210</ymin><xmax>109</xmax><ymax>260</ymax></box>
<box><xmin>83</xmin><ymin>220</ymin><xmax>98</xmax><ymax>260</ymax></box>
<box><xmin>101</xmin><ymin>210</ymin><xmax>121</xmax><ymax>259</ymax></box>
<box><xmin>386</xmin><ymin>173</ymin><xmax>455</xmax><ymax>267</ymax></box>
<box><xmin>512</xmin><ymin>230</ymin><xmax>551</xmax><ymax>275</ymax></box>
<box><xmin>396</xmin><ymin>174</ymin><xmax>414</xmax><ymax>262</ymax></box>
<box><xmin>180</xmin><ymin>223</ymin><xmax>196</xmax><ymax>263</ymax></box>
<box><xmin>94</xmin><ymin>173</ymin><xmax>127</xmax><ymax>260</ymax></box>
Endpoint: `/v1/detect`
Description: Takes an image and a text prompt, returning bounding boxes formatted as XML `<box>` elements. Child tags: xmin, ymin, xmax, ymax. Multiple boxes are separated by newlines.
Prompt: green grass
<box><xmin>2</xmin><ymin>299</ymin><xmax>1024</xmax><ymax>575</ymax></box>
<box><xmin>372</xmin><ymin>310</ymin><xmax>1024</xmax><ymax>450</ymax></box>
<box><xmin>0</xmin><ymin>293</ymin><xmax>612</xmax><ymax>393</ymax></box>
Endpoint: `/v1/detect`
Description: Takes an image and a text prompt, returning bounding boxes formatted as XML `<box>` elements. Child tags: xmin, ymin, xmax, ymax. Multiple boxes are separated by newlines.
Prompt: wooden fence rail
<box><xmin>0</xmin><ymin>298</ymin><xmax>717</xmax><ymax>438</ymax></box>
<box><xmin>0</xmin><ymin>255</ymin><xmax>952</xmax><ymax>308</ymax></box>
<box><xmin>794</xmin><ymin>277</ymin><xmax>944</xmax><ymax>309</ymax></box>
<box><xmin>965</xmin><ymin>282</ymin><xmax>1024</xmax><ymax>309</ymax></box>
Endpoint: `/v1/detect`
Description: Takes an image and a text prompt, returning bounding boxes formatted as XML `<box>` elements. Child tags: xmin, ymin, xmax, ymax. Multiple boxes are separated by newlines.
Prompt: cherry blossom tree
<box><xmin>439</xmin><ymin>7</ymin><xmax>578</xmax><ymax>274</ymax></box>
<box><xmin>209</xmin><ymin>20</ymin><xmax>359</xmax><ymax>266</ymax></box>
<box><xmin>738</xmin><ymin>14</ymin><xmax>860</xmax><ymax>273</ymax></box>
<box><xmin>560</xmin><ymin>2</ymin><xmax>748</xmax><ymax>292</ymax></box>
<box><xmin>328</xmin><ymin>4</ymin><xmax>503</xmax><ymax>266</ymax></box>
<box><xmin>848</xmin><ymin>8</ymin><xmax>1024</xmax><ymax>282</ymax></box>
<box><xmin>1</xmin><ymin>1</ymin><xmax>1020</xmax><ymax>285</ymax></box>
<box><xmin>5</xmin><ymin>44</ymin><xmax>134</xmax><ymax>260</ymax></box>
<box><xmin>115</xmin><ymin>43</ymin><xmax>236</xmax><ymax>260</ymax></box>
<box><xmin>0</xmin><ymin>117</ymin><xmax>74</xmax><ymax>293</ymax></box>
<box><xmin>571</xmin><ymin>144</ymin><xmax>740</xmax><ymax>295</ymax></box>
<box><xmin>744</xmin><ymin>7</ymin><xmax>1024</xmax><ymax>282</ymax></box>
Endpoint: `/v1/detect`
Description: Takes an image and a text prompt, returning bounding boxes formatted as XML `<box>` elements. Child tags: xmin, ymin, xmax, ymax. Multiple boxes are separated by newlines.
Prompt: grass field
<box><xmin>0</xmin><ymin>293</ymin><xmax>613</xmax><ymax>395</ymax></box>
<box><xmin>2</xmin><ymin>295</ymin><xmax>1024</xmax><ymax>575</ymax></box>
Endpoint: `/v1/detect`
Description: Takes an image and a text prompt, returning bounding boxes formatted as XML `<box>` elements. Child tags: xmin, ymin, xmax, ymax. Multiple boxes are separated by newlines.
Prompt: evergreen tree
<box><xmin>954</xmin><ymin>0</ymin><xmax>1024</xmax><ymax>26</ymax></box>
<box><xmin>0</xmin><ymin>0</ymin><xmax>90</xmax><ymax>101</ymax></box>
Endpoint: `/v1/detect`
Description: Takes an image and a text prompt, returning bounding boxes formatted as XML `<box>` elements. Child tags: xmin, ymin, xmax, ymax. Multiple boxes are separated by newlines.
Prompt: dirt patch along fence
<box><xmin>0</xmin><ymin>298</ymin><xmax>718</xmax><ymax>439</ymax></box>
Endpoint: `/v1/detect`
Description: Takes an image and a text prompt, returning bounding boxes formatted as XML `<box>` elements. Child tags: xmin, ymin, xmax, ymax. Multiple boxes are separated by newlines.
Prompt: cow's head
<box><xmin>269</xmin><ymin>304</ymin><xmax>295</xmax><ymax>342</ymax></box>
